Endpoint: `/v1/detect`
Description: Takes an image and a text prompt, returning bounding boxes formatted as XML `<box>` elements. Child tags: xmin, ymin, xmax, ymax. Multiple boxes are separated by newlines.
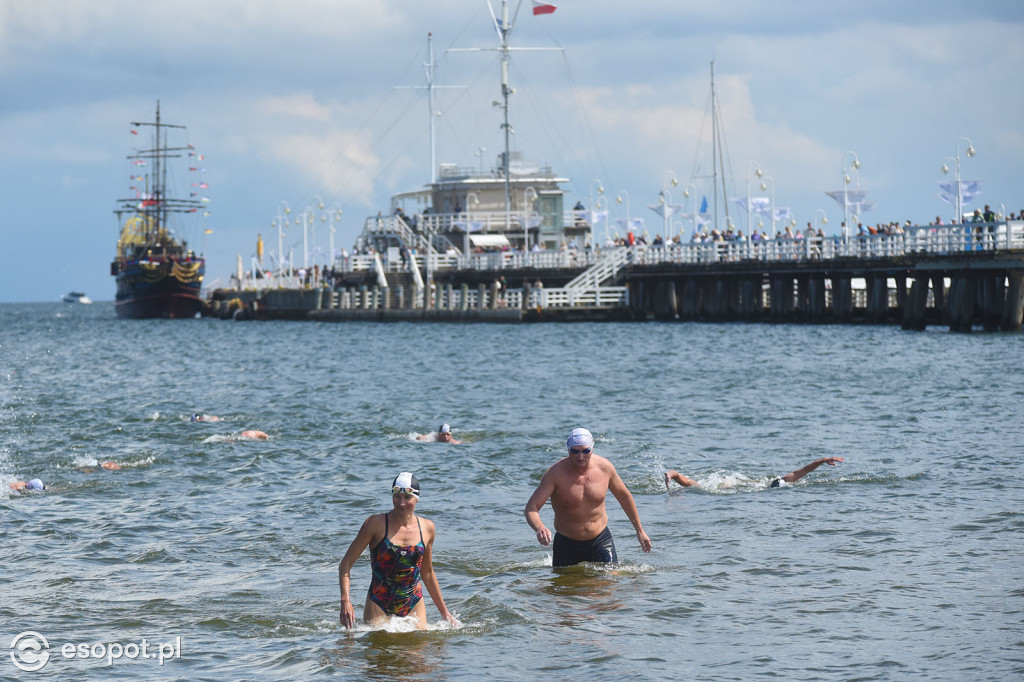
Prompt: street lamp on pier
<box><xmin>842</xmin><ymin>151</ymin><xmax>860</xmax><ymax>242</ymax></box>
<box><xmin>616</xmin><ymin>190</ymin><xmax>631</xmax><ymax>237</ymax></box>
<box><xmin>595</xmin><ymin>194</ymin><xmax>610</xmax><ymax>245</ymax></box>
<box><xmin>759</xmin><ymin>176</ymin><xmax>776</xmax><ymax>238</ymax></box>
<box><xmin>311</xmin><ymin>196</ymin><xmax>326</xmax><ymax>266</ymax></box>
<box><xmin>746</xmin><ymin>161</ymin><xmax>763</xmax><ymax>235</ymax></box>
<box><xmin>466</xmin><ymin>192</ymin><xmax>480</xmax><ymax>262</ymax></box>
<box><xmin>682</xmin><ymin>183</ymin><xmax>697</xmax><ymax>237</ymax></box>
<box><xmin>941</xmin><ymin>137</ymin><xmax>976</xmax><ymax>223</ymax></box>
<box><xmin>660</xmin><ymin>171</ymin><xmax>678</xmax><ymax>239</ymax></box>
<box><xmin>277</xmin><ymin>201</ymin><xmax>290</xmax><ymax>274</ymax></box>
<box><xmin>524</xmin><ymin>187</ymin><xmax>537</xmax><ymax>252</ymax></box>
<box><xmin>814</xmin><ymin>209</ymin><xmax>828</xmax><ymax>232</ymax></box>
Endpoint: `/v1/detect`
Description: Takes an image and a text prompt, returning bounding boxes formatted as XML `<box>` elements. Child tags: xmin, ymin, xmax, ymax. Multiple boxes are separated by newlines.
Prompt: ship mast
<box><xmin>498</xmin><ymin>0</ymin><xmax>513</xmax><ymax>230</ymax></box>
<box><xmin>450</xmin><ymin>0</ymin><xmax>563</xmax><ymax>232</ymax></box>
<box><xmin>118</xmin><ymin>101</ymin><xmax>202</xmax><ymax>255</ymax></box>
<box><xmin>710</xmin><ymin>61</ymin><xmax>731</xmax><ymax>233</ymax></box>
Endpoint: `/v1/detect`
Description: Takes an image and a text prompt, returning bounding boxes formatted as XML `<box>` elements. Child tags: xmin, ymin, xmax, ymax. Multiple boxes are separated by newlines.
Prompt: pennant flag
<box><xmin>204</xmin><ymin>229</ymin><xmax>213</xmax><ymax>234</ymax></box>
<box><xmin>773</xmin><ymin>207</ymin><xmax>794</xmax><ymax>223</ymax></box>
<box><xmin>699</xmin><ymin>196</ymin><xmax>708</xmax><ymax>214</ymax></box>
<box><xmin>648</xmin><ymin>203</ymin><xmax>684</xmax><ymax>218</ymax></box>
<box><xmin>532</xmin><ymin>0</ymin><xmax>556</xmax><ymax>15</ymax></box>
<box><xmin>825</xmin><ymin>190</ymin><xmax>868</xmax><ymax>208</ymax></box>
<box><xmin>616</xmin><ymin>217</ymin><xmax>646</xmax><ymax>231</ymax></box>
<box><xmin>130</xmin><ymin>129</ymin><xmax>138</xmax><ymax>135</ymax></box>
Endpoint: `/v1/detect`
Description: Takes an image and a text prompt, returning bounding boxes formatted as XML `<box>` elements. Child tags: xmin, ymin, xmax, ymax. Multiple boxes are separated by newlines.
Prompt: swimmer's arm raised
<box><xmin>780</xmin><ymin>456</ymin><xmax>845</xmax><ymax>483</ymax></box>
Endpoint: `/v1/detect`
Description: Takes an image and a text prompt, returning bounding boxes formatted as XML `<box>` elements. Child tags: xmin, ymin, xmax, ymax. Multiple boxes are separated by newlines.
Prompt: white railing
<box><xmin>334</xmin><ymin>220</ymin><xmax>1023</xmax><ymax>274</ymax></box>
<box><xmin>323</xmin><ymin>284</ymin><xmax>628</xmax><ymax>312</ymax></box>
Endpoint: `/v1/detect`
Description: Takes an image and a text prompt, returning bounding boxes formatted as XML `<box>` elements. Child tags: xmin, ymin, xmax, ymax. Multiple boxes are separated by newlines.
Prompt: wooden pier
<box><xmin>207</xmin><ymin>222</ymin><xmax>1024</xmax><ymax>332</ymax></box>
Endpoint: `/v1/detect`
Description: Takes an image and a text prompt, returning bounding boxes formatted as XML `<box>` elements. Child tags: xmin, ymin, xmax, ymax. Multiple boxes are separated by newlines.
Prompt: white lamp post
<box><xmin>616</xmin><ymin>190</ymin><xmax>631</xmax><ymax>238</ymax></box>
<box><xmin>941</xmin><ymin>137</ymin><xmax>976</xmax><ymax>223</ymax></box>
<box><xmin>277</xmin><ymin>201</ymin><xmax>290</xmax><ymax>275</ymax></box>
<box><xmin>466</xmin><ymin>192</ymin><xmax>479</xmax><ymax>262</ymax></box>
<box><xmin>328</xmin><ymin>205</ymin><xmax>342</xmax><ymax>268</ymax></box>
<box><xmin>661</xmin><ymin>171</ymin><xmax>678</xmax><ymax>239</ymax></box>
<box><xmin>814</xmin><ymin>209</ymin><xmax>828</xmax><ymax>232</ymax></box>
<box><xmin>590</xmin><ymin>179</ymin><xmax>604</xmax><ymax>247</ymax></box>
<box><xmin>682</xmin><ymin>183</ymin><xmax>698</xmax><ymax>237</ymax></box>
<box><xmin>595</xmin><ymin>194</ymin><xmax>610</xmax><ymax>245</ymax></box>
<box><xmin>746</xmin><ymin>161</ymin><xmax>763</xmax><ymax>235</ymax></box>
<box><xmin>759</xmin><ymin>176</ymin><xmax>776</xmax><ymax>238</ymax></box>
<box><xmin>311</xmin><ymin>196</ymin><xmax>325</xmax><ymax>266</ymax></box>
<box><xmin>842</xmin><ymin>151</ymin><xmax>860</xmax><ymax>242</ymax></box>
<box><xmin>524</xmin><ymin>187</ymin><xmax>537</xmax><ymax>252</ymax></box>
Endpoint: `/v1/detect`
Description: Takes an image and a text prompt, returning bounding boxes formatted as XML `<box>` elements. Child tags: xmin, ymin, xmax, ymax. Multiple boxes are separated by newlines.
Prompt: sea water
<box><xmin>1</xmin><ymin>302</ymin><xmax>1022</xmax><ymax>679</ymax></box>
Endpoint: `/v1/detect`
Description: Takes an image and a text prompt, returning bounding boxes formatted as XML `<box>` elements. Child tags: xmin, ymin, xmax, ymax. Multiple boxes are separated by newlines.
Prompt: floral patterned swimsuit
<box><xmin>368</xmin><ymin>513</ymin><xmax>425</xmax><ymax>616</ymax></box>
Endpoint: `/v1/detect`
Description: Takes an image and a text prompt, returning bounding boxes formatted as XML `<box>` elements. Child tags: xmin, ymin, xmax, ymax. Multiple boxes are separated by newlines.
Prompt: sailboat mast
<box><xmin>155</xmin><ymin>101</ymin><xmax>165</xmax><ymax>243</ymax></box>
<box><xmin>499</xmin><ymin>0</ymin><xmax>513</xmax><ymax>230</ymax></box>
<box><xmin>426</xmin><ymin>33</ymin><xmax>438</xmax><ymax>185</ymax></box>
<box><xmin>710</xmin><ymin>62</ymin><xmax>718</xmax><ymax>232</ymax></box>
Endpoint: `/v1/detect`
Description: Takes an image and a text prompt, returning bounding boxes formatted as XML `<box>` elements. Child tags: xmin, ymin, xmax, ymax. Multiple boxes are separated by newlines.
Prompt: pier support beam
<box><xmin>901</xmin><ymin>277</ymin><xmax>929</xmax><ymax>331</ymax></box>
<box><xmin>865</xmin><ymin>275</ymin><xmax>888</xmax><ymax>323</ymax></box>
<box><xmin>980</xmin><ymin>273</ymin><xmax>1005</xmax><ymax>332</ymax></box>
<box><xmin>832</xmin><ymin>276</ymin><xmax>852</xmax><ymax>322</ymax></box>
<box><xmin>947</xmin><ymin>273</ymin><xmax>977</xmax><ymax>332</ymax></box>
<box><xmin>1001</xmin><ymin>270</ymin><xmax>1024</xmax><ymax>332</ymax></box>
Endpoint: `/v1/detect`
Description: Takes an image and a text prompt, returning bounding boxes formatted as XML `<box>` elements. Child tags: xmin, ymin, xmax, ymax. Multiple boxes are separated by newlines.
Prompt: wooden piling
<box><xmin>1001</xmin><ymin>270</ymin><xmax>1024</xmax><ymax>332</ymax></box>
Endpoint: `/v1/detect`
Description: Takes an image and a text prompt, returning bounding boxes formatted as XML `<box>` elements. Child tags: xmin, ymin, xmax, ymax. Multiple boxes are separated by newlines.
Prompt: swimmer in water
<box><xmin>77</xmin><ymin>460</ymin><xmax>121</xmax><ymax>473</ymax></box>
<box><xmin>9</xmin><ymin>478</ymin><xmax>45</xmax><ymax>492</ymax></box>
<box><xmin>664</xmin><ymin>456</ymin><xmax>845</xmax><ymax>490</ymax></box>
<box><xmin>416</xmin><ymin>423</ymin><xmax>462</xmax><ymax>444</ymax></box>
<box><xmin>239</xmin><ymin>430</ymin><xmax>269</xmax><ymax>440</ymax></box>
<box><xmin>191</xmin><ymin>413</ymin><xmax>222</xmax><ymax>422</ymax></box>
<box><xmin>338</xmin><ymin>472</ymin><xmax>458</xmax><ymax>630</ymax></box>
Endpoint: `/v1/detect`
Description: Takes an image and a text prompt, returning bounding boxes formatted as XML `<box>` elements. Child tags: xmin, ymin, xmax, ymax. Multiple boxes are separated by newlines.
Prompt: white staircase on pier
<box><xmin>564</xmin><ymin>248</ymin><xmax>631</xmax><ymax>289</ymax></box>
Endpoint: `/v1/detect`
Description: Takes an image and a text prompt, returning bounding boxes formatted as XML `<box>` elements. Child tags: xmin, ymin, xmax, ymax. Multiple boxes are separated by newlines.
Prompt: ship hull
<box><xmin>114</xmin><ymin>290</ymin><xmax>204</xmax><ymax>319</ymax></box>
<box><xmin>113</xmin><ymin>260</ymin><xmax>205</xmax><ymax>319</ymax></box>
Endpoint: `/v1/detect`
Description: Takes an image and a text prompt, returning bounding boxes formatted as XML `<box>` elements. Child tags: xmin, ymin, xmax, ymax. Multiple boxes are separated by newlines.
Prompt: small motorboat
<box><xmin>62</xmin><ymin>291</ymin><xmax>93</xmax><ymax>304</ymax></box>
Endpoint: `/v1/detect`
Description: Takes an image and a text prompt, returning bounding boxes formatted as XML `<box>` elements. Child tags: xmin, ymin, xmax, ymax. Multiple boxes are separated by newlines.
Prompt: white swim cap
<box><xmin>566</xmin><ymin>427</ymin><xmax>594</xmax><ymax>450</ymax></box>
<box><xmin>26</xmin><ymin>479</ymin><xmax>44</xmax><ymax>491</ymax></box>
<box><xmin>439</xmin><ymin>423</ymin><xmax>451</xmax><ymax>434</ymax></box>
<box><xmin>391</xmin><ymin>472</ymin><xmax>420</xmax><ymax>499</ymax></box>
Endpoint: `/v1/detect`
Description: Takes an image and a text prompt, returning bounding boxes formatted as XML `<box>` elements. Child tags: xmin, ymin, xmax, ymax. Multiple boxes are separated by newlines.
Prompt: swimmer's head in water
<box><xmin>391</xmin><ymin>472</ymin><xmax>420</xmax><ymax>499</ymax></box>
<box><xmin>191</xmin><ymin>413</ymin><xmax>200</xmax><ymax>422</ymax></box>
<box><xmin>26</xmin><ymin>479</ymin><xmax>45</xmax><ymax>491</ymax></box>
<box><xmin>439</xmin><ymin>423</ymin><xmax>451</xmax><ymax>434</ymax></box>
<box><xmin>566</xmin><ymin>427</ymin><xmax>595</xmax><ymax>451</ymax></box>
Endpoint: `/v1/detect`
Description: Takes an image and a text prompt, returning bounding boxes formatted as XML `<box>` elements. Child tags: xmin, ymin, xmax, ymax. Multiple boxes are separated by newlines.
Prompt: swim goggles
<box><xmin>391</xmin><ymin>486</ymin><xmax>420</xmax><ymax>499</ymax></box>
<box><xmin>569</xmin><ymin>447</ymin><xmax>592</xmax><ymax>455</ymax></box>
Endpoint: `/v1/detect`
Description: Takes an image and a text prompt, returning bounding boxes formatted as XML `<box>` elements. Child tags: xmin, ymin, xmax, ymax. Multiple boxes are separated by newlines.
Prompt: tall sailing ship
<box><xmin>111</xmin><ymin>102</ymin><xmax>207</xmax><ymax>319</ymax></box>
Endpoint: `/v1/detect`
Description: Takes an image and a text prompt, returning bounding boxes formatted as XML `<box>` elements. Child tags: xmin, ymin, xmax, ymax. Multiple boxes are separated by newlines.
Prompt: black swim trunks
<box><xmin>552</xmin><ymin>526</ymin><xmax>618</xmax><ymax>567</ymax></box>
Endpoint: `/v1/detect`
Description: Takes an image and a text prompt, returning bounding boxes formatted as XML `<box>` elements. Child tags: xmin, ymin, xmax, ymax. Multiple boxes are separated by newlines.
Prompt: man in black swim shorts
<box><xmin>525</xmin><ymin>427</ymin><xmax>651</xmax><ymax>567</ymax></box>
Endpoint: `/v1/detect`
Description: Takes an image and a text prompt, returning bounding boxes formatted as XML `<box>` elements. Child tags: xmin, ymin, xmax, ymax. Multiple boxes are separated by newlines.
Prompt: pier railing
<box><xmin>338</xmin><ymin>220</ymin><xmax>1024</xmax><ymax>277</ymax></box>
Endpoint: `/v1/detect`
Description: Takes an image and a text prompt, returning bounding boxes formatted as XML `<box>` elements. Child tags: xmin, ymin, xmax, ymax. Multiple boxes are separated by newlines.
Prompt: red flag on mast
<box><xmin>532</xmin><ymin>1</ymin><xmax>556</xmax><ymax>15</ymax></box>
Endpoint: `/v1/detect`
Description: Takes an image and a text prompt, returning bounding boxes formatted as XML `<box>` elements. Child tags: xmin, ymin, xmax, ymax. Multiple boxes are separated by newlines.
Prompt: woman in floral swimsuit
<box><xmin>338</xmin><ymin>472</ymin><xmax>457</xmax><ymax>629</ymax></box>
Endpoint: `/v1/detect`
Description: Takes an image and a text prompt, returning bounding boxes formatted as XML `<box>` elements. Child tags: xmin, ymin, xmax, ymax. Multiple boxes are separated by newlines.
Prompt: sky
<box><xmin>2</xmin><ymin>0</ymin><xmax>1023</xmax><ymax>302</ymax></box>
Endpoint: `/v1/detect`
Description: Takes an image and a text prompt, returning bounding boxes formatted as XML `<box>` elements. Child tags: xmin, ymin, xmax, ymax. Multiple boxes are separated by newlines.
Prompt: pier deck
<box><xmin>207</xmin><ymin>221</ymin><xmax>1024</xmax><ymax>332</ymax></box>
